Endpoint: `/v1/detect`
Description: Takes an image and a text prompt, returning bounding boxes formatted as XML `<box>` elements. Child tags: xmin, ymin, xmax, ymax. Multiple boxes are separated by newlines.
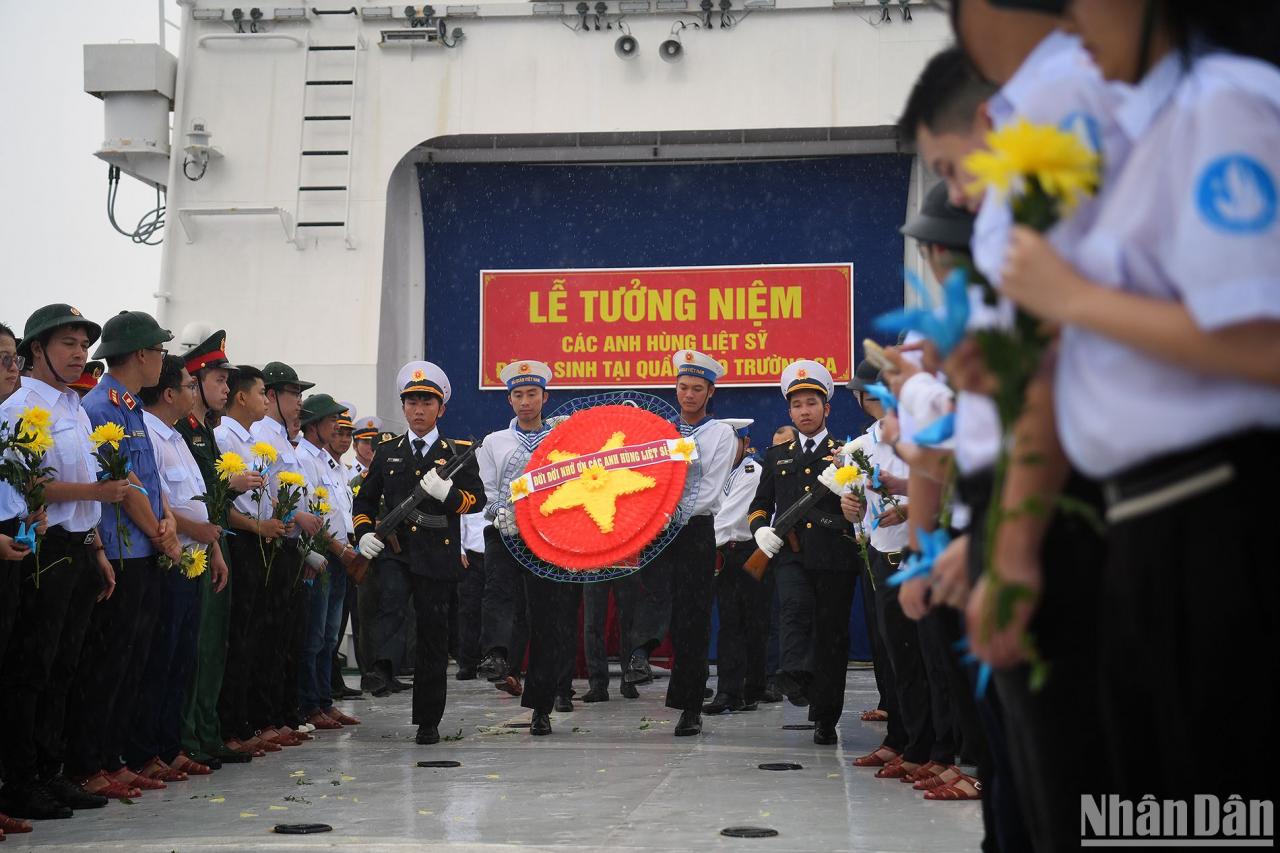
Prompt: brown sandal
<box><xmin>901</xmin><ymin>761</ymin><xmax>946</xmax><ymax>784</ymax></box>
<box><xmin>852</xmin><ymin>745</ymin><xmax>901</xmax><ymax>767</ymax></box>
<box><xmin>0</xmin><ymin>814</ymin><xmax>32</xmax><ymax>834</ymax></box>
<box><xmin>924</xmin><ymin>776</ymin><xmax>981</xmax><ymax>800</ymax></box>
<box><xmin>860</xmin><ymin>709</ymin><xmax>889</xmax><ymax>722</ymax></box>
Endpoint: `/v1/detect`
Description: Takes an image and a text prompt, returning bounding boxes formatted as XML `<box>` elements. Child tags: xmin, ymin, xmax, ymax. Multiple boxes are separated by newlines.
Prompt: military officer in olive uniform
<box><xmin>748</xmin><ymin>360</ymin><xmax>861</xmax><ymax>746</ymax></box>
<box><xmin>354</xmin><ymin>361</ymin><xmax>485</xmax><ymax>745</ymax></box>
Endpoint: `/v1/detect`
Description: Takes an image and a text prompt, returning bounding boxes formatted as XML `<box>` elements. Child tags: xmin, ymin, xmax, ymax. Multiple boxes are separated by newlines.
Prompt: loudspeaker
<box><xmin>659</xmin><ymin>37</ymin><xmax>682</xmax><ymax>62</ymax></box>
<box><xmin>615</xmin><ymin>34</ymin><xmax>639</xmax><ymax>58</ymax></box>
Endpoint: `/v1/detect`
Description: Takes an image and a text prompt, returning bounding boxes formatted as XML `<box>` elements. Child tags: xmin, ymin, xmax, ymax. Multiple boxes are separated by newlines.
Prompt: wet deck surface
<box><xmin>19</xmin><ymin>667</ymin><xmax>981</xmax><ymax>852</ymax></box>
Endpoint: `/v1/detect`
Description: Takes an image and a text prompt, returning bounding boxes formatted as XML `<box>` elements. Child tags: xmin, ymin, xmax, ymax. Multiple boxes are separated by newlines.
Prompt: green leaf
<box><xmin>1029</xmin><ymin>661</ymin><xmax>1052</xmax><ymax>693</ymax></box>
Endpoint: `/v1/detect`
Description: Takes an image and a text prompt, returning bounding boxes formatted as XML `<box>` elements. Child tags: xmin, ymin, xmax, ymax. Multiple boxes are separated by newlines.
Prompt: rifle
<box><xmin>742</xmin><ymin>490</ymin><xmax>823</xmax><ymax>581</ymax></box>
<box><xmin>373</xmin><ymin>437</ymin><xmax>483</xmax><ymax>542</ymax></box>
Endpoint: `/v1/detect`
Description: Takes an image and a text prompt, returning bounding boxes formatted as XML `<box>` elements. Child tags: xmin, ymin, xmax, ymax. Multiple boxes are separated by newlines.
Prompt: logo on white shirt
<box><xmin>1195</xmin><ymin>154</ymin><xmax>1277</xmax><ymax>234</ymax></box>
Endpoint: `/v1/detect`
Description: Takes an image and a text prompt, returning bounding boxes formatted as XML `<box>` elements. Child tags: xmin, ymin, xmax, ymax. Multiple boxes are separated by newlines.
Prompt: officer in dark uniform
<box><xmin>354</xmin><ymin>360</ymin><xmax>485</xmax><ymax>745</ymax></box>
<box><xmin>748</xmin><ymin>360</ymin><xmax>861</xmax><ymax>746</ymax></box>
<box><xmin>173</xmin><ymin>329</ymin><xmax>254</xmax><ymax>767</ymax></box>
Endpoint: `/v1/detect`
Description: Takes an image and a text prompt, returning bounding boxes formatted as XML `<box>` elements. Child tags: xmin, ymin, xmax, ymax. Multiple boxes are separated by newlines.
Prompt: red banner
<box><xmin>478</xmin><ymin>263</ymin><xmax>854</xmax><ymax>389</ymax></box>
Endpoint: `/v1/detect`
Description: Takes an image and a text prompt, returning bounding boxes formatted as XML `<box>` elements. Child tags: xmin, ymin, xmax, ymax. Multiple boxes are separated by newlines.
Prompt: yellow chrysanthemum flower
<box><xmin>18</xmin><ymin>406</ymin><xmax>52</xmax><ymax>431</ymax></box>
<box><xmin>318</xmin><ymin>501</ymin><xmax>332</xmax><ymax>515</ymax></box>
<box><xmin>16</xmin><ymin>423</ymin><xmax>53</xmax><ymax>456</ymax></box>
<box><xmin>314</xmin><ymin>485</ymin><xmax>329</xmax><ymax>500</ymax></box>
<box><xmin>89</xmin><ymin>422</ymin><xmax>126</xmax><ymax>450</ymax></box>
<box><xmin>251</xmin><ymin>441</ymin><xmax>279</xmax><ymax>464</ymax></box>
<box><xmin>963</xmin><ymin>118</ymin><xmax>1100</xmax><ymax>211</ymax></box>
<box><xmin>215</xmin><ymin>451</ymin><xmax>247</xmax><ymax>480</ymax></box>
<box><xmin>833</xmin><ymin>464</ymin><xmax>861</xmax><ymax>488</ymax></box>
<box><xmin>278</xmin><ymin>470</ymin><xmax>305</xmax><ymax>488</ymax></box>
<box><xmin>183</xmin><ymin>547</ymin><xmax>209</xmax><ymax>579</ymax></box>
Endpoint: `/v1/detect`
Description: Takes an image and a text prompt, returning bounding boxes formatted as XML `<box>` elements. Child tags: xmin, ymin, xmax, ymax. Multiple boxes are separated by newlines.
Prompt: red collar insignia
<box><xmin>187</xmin><ymin>414</ymin><xmax>200</xmax><ymax>429</ymax></box>
<box><xmin>108</xmin><ymin>388</ymin><xmax>120</xmax><ymax>406</ymax></box>
<box><xmin>123</xmin><ymin>393</ymin><xmax>137</xmax><ymax>411</ymax></box>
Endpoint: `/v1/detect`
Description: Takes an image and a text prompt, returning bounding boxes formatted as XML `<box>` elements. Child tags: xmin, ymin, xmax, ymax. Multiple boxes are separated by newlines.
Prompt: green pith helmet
<box><xmin>92</xmin><ymin>310</ymin><xmax>173</xmax><ymax>359</ymax></box>
<box><xmin>262</xmin><ymin>361</ymin><xmax>316</xmax><ymax>392</ymax></box>
<box><xmin>300</xmin><ymin>393</ymin><xmax>347</xmax><ymax>427</ymax></box>
<box><xmin>18</xmin><ymin>304</ymin><xmax>102</xmax><ymax>358</ymax></box>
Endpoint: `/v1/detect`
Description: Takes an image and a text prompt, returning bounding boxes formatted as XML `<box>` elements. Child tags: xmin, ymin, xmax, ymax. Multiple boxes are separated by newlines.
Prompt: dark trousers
<box><xmin>299</xmin><ymin>558</ymin><xmax>347</xmax><ymax>714</ymax></box>
<box><xmin>127</xmin><ymin>569</ymin><xmax>202</xmax><ymax>767</ymax></box>
<box><xmin>631</xmin><ymin>517</ymin><xmax>717</xmax><ymax>712</ymax></box>
<box><xmin>994</xmin><ymin>476</ymin><xmax>1106</xmax><ymax>853</ymax></box>
<box><xmin>1</xmin><ymin>536</ymin><xmax>97</xmax><ymax>785</ymax></box>
<box><xmin>182</xmin><ymin>540</ymin><xmax>232</xmax><ymax>757</ymax></box>
<box><xmin>713</xmin><ymin>543</ymin><xmax>773</xmax><ymax>700</ymax></box>
<box><xmin>0</xmin><ymin>519</ymin><xmax>19</xmax><ymax>678</ymax></box>
<box><xmin>583</xmin><ymin>575</ymin><xmax>640</xmax><ymax>691</ymax></box>
<box><xmin>1098</xmin><ymin>431</ymin><xmax>1278</xmax><ymax>805</ymax></box>
<box><xmin>520</xmin><ymin>572</ymin><xmax>580</xmax><ymax>714</ymax></box>
<box><xmin>917</xmin><ymin>607</ymin><xmax>958</xmax><ymax>765</ymax></box>
<box><xmin>250</xmin><ymin>544</ymin><xmax>302</xmax><ymax>729</ymax></box>
<box><xmin>868</xmin><ymin>547</ymin><xmax>933</xmax><ymax>762</ymax></box>
<box><xmin>861</xmin><ymin>567</ymin><xmax>898</xmax><ymax>720</ymax></box>
<box><xmin>218</xmin><ymin>533</ymin><xmax>268</xmax><ymax>740</ymax></box>
<box><xmin>479</xmin><ymin>526</ymin><xmax>528</xmax><ymax>663</ymax></box>
<box><xmin>774</xmin><ymin>561</ymin><xmax>813</xmax><ymax>676</ymax></box>
<box><xmin>334</xmin><ymin>570</ymin><xmax>359</xmax><ymax>679</ymax></box>
<box><xmin>66</xmin><ymin>554</ymin><xmax>161</xmax><ymax>775</ymax></box>
<box><xmin>409</xmin><ymin>576</ymin><xmax>455</xmax><ymax>728</ymax></box>
<box><xmin>455</xmin><ymin>548</ymin><xmax>485</xmax><ymax>671</ymax></box>
<box><xmin>774</xmin><ymin>561</ymin><xmax>858</xmax><ymax>724</ymax></box>
<box><xmin>366</xmin><ymin>557</ymin><xmax>413</xmax><ymax>667</ymax></box>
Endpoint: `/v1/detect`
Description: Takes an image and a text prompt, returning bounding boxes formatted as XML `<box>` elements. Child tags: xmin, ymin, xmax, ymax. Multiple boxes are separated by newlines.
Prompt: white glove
<box><xmin>817</xmin><ymin>463</ymin><xmax>845</xmax><ymax>497</ymax></box>
<box><xmin>420</xmin><ymin>468</ymin><xmax>453</xmax><ymax>502</ymax></box>
<box><xmin>754</xmin><ymin>526</ymin><xmax>783</xmax><ymax>558</ymax></box>
<box><xmin>304</xmin><ymin>550</ymin><xmax>328</xmax><ymax>572</ymax></box>
<box><xmin>358</xmin><ymin>532</ymin><xmax>385</xmax><ymax>559</ymax></box>
<box><xmin>494</xmin><ymin>503</ymin><xmax>518</xmax><ymax>537</ymax></box>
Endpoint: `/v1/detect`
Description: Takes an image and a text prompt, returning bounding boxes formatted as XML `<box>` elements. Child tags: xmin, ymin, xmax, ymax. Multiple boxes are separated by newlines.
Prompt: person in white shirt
<box><xmin>623</xmin><ymin>350</ymin><xmax>737</xmax><ymax>738</ymax></box>
<box><xmin>985</xmin><ymin>0</ymin><xmax>1280</xmax><ymax>810</ymax></box>
<box><xmin>324</xmin><ymin>404</ymin><xmax>364</xmax><ymax>701</ymax></box>
<box><xmin>128</xmin><ymin>356</ymin><xmax>228</xmax><ymax>782</ymax></box>
<box><xmin>249</xmin><ymin>361</ymin><xmax>322</xmax><ymax>746</ymax></box>
<box><xmin>212</xmin><ymin>365</ymin><xmax>287</xmax><ymax>758</ymax></box>
<box><xmin>295</xmin><ymin>393</ymin><xmax>362</xmax><ymax>732</ymax></box>
<box><xmin>704</xmin><ymin>418</ymin><xmax>770</xmax><ymax>715</ymax></box>
<box><xmin>0</xmin><ymin>305</ymin><xmax>125</xmax><ymax>816</ymax></box>
<box><xmin>455</xmin><ymin>511</ymin><xmax>487</xmax><ymax>681</ymax></box>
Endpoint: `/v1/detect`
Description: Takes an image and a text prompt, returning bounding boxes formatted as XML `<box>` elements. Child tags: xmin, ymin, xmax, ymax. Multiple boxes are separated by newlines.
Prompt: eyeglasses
<box><xmin>145</xmin><ymin>346</ymin><xmax>168</xmax><ymax>355</ymax></box>
<box><xmin>0</xmin><ymin>354</ymin><xmax>25</xmax><ymax>371</ymax></box>
<box><xmin>182</xmin><ymin>382</ymin><xmax>200</xmax><ymax>392</ymax></box>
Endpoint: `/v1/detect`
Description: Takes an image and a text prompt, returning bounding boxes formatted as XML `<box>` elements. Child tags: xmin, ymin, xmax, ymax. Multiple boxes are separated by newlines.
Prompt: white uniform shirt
<box><xmin>478</xmin><ymin>419</ymin><xmax>552</xmax><ymax>524</ymax></box>
<box><xmin>144</xmin><ymin>409</ymin><xmax>209</xmax><ymax>548</ymax></box>
<box><xmin>677</xmin><ymin>417</ymin><xmax>738</xmax><ymax>518</ymax></box>
<box><xmin>0</xmin><ymin>377</ymin><xmax>102</xmax><ymax>530</ymax></box>
<box><xmin>296</xmin><ymin>436</ymin><xmax>346</xmax><ymax>540</ymax></box>
<box><xmin>461</xmin><ymin>511</ymin><xmax>486</xmax><ymax>553</ymax></box>
<box><xmin>899</xmin><ymin>372</ymin><xmax>955</xmax><ymax>449</ymax></box>
<box><xmin>714</xmin><ymin>454</ymin><xmax>761</xmax><ymax>547</ymax></box>
<box><xmin>251</xmin><ymin>416</ymin><xmax>306</xmax><ymax>538</ymax></box>
<box><xmin>863</xmin><ymin>422</ymin><xmax>911</xmax><ymax>554</ymax></box>
<box><xmin>326</xmin><ymin>451</ymin><xmax>355</xmax><ymax>539</ymax></box>
<box><xmin>214</xmin><ymin>417</ymin><xmax>272</xmax><ymax>521</ymax></box>
<box><xmin>1056</xmin><ymin>51</ymin><xmax>1280</xmax><ymax>477</ymax></box>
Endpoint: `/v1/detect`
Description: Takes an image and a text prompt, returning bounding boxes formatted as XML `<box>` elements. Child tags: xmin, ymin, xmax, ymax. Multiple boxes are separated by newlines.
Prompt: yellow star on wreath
<box><xmin>671</xmin><ymin>438</ymin><xmax>695</xmax><ymax>460</ymax></box>
<box><xmin>510</xmin><ymin>478</ymin><xmax>531</xmax><ymax>501</ymax></box>
<box><xmin>539</xmin><ymin>432</ymin><xmax>656</xmax><ymax>533</ymax></box>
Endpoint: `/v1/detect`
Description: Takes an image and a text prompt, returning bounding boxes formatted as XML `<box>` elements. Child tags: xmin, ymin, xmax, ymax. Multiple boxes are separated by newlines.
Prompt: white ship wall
<box><xmin>153</xmin><ymin>1</ymin><xmax>950</xmax><ymax>421</ymax></box>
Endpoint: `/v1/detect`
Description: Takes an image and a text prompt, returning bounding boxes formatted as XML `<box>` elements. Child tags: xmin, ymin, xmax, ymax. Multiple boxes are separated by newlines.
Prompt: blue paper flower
<box><xmin>886</xmin><ymin>527</ymin><xmax>950</xmax><ymax>586</ymax></box>
<box><xmin>863</xmin><ymin>382</ymin><xmax>898</xmax><ymax>414</ymax></box>
<box><xmin>913</xmin><ymin>412</ymin><xmax>956</xmax><ymax>446</ymax></box>
<box><xmin>873</xmin><ymin>267</ymin><xmax>971</xmax><ymax>356</ymax></box>
<box><xmin>15</xmin><ymin>521</ymin><xmax>38</xmax><ymax>553</ymax></box>
<box><xmin>953</xmin><ymin>637</ymin><xmax>992</xmax><ymax>699</ymax></box>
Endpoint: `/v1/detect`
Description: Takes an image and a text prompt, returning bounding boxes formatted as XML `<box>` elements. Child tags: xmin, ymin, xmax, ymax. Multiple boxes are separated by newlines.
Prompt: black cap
<box><xmin>93</xmin><ymin>311</ymin><xmax>173</xmax><ymax>359</ymax></box>
<box><xmin>18</xmin><ymin>304</ymin><xmax>101</xmax><ymax>358</ymax></box>
<box><xmin>900</xmin><ymin>182</ymin><xmax>975</xmax><ymax>250</ymax></box>
<box><xmin>845</xmin><ymin>359</ymin><xmax>881</xmax><ymax>393</ymax></box>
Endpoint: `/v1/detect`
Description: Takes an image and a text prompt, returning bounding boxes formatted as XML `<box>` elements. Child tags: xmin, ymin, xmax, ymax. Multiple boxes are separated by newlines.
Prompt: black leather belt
<box><xmin>405</xmin><ymin>509</ymin><xmax>447</xmax><ymax>529</ymax></box>
<box><xmin>883</xmin><ymin>551</ymin><xmax>903</xmax><ymax>567</ymax></box>
<box><xmin>45</xmin><ymin>525</ymin><xmax>97</xmax><ymax>547</ymax></box>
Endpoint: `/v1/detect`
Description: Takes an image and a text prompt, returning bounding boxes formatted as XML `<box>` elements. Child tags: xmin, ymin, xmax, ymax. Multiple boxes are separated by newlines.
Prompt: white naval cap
<box><xmin>719</xmin><ymin>417</ymin><xmax>754</xmax><ymax>438</ymax></box>
<box><xmin>780</xmin><ymin>360</ymin><xmax>834</xmax><ymax>399</ymax></box>
<box><xmin>672</xmin><ymin>349</ymin><xmax>726</xmax><ymax>384</ymax></box>
<box><xmin>499</xmin><ymin>359</ymin><xmax>553</xmax><ymax>391</ymax></box>
<box><xmin>336</xmin><ymin>401</ymin><xmax>355</xmax><ymax>429</ymax></box>
<box><xmin>353</xmin><ymin>415</ymin><xmax>384</xmax><ymax>439</ymax></box>
<box><xmin>397</xmin><ymin>360</ymin><xmax>451</xmax><ymax>403</ymax></box>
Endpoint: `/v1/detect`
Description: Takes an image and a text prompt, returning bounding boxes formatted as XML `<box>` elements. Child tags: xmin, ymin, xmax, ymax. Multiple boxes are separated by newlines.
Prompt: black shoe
<box><xmin>478</xmin><ymin>653</ymin><xmax>509</xmax><ymax>682</ymax></box>
<box><xmin>581</xmin><ymin>687</ymin><xmax>609</xmax><ymax>703</ymax></box>
<box><xmin>41</xmin><ymin>776</ymin><xmax>108</xmax><ymax>811</ymax></box>
<box><xmin>703</xmin><ymin>687</ymin><xmax>714</xmax><ymax>699</ymax></box>
<box><xmin>674</xmin><ymin>710</ymin><xmax>702</xmax><ymax>737</ymax></box>
<box><xmin>774</xmin><ymin>671</ymin><xmax>810</xmax><ymax>708</ymax></box>
<box><xmin>416</xmin><ymin>725</ymin><xmax>440</xmax><ymax>745</ymax></box>
<box><xmin>702</xmin><ymin>693</ymin><xmax>744</xmax><ymax>715</ymax></box>
<box><xmin>623</xmin><ymin>651</ymin><xmax>653</xmax><ymax>685</ymax></box>
<box><xmin>757</xmin><ymin>681</ymin><xmax>784</xmax><ymax>703</ymax></box>
<box><xmin>813</xmin><ymin>721</ymin><xmax>838</xmax><ymax>745</ymax></box>
<box><xmin>389</xmin><ymin>676</ymin><xmax>412</xmax><ymax>693</ymax></box>
<box><xmin>210</xmin><ymin>748</ymin><xmax>253</xmax><ymax>764</ymax></box>
<box><xmin>0</xmin><ymin>783</ymin><xmax>74</xmax><ymax>820</ymax></box>
<box><xmin>530</xmin><ymin>712</ymin><xmax>552</xmax><ymax>736</ymax></box>
<box><xmin>334</xmin><ymin>683</ymin><xmax>364</xmax><ymax>699</ymax></box>
<box><xmin>554</xmin><ymin>694</ymin><xmax>574</xmax><ymax>713</ymax></box>
<box><xmin>620</xmin><ymin>680</ymin><xmax>639</xmax><ymax>699</ymax></box>
<box><xmin>455</xmin><ymin>667</ymin><xmax>477</xmax><ymax>681</ymax></box>
<box><xmin>364</xmin><ymin>665</ymin><xmax>392</xmax><ymax>698</ymax></box>
<box><xmin>740</xmin><ymin>698</ymin><xmax>759</xmax><ymax>712</ymax></box>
